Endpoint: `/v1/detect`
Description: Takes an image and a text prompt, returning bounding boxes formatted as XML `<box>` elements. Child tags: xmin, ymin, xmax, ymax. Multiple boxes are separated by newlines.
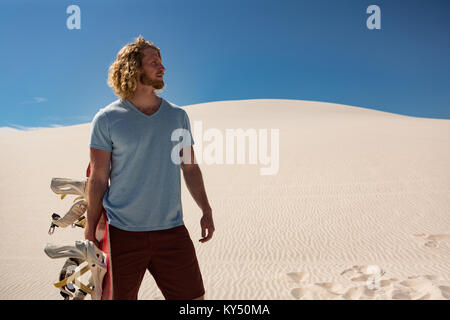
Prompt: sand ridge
<box><xmin>0</xmin><ymin>99</ymin><xmax>449</xmax><ymax>300</ymax></box>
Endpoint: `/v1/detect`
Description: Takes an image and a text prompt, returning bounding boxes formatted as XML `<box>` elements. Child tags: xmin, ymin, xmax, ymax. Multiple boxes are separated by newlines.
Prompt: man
<box><xmin>85</xmin><ymin>36</ymin><xmax>214</xmax><ymax>300</ymax></box>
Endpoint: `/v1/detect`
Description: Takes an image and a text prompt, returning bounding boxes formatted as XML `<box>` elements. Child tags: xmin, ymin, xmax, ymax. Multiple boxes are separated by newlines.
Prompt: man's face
<box><xmin>139</xmin><ymin>47</ymin><xmax>166</xmax><ymax>90</ymax></box>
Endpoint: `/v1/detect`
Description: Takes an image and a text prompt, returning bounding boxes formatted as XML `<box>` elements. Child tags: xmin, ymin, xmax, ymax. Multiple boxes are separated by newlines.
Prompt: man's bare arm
<box><xmin>85</xmin><ymin>148</ymin><xmax>111</xmax><ymax>246</ymax></box>
<box><xmin>180</xmin><ymin>146</ymin><xmax>215</xmax><ymax>242</ymax></box>
<box><xmin>180</xmin><ymin>146</ymin><xmax>211</xmax><ymax>213</ymax></box>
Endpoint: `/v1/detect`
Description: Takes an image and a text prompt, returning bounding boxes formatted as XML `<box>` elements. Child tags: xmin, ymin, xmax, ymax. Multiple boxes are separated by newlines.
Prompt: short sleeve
<box><xmin>89</xmin><ymin>111</ymin><xmax>113</xmax><ymax>152</ymax></box>
<box><xmin>181</xmin><ymin>110</ymin><xmax>195</xmax><ymax>147</ymax></box>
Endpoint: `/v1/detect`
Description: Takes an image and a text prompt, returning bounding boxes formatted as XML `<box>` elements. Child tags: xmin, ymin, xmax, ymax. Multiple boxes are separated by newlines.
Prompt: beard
<box><xmin>140</xmin><ymin>73</ymin><xmax>165</xmax><ymax>90</ymax></box>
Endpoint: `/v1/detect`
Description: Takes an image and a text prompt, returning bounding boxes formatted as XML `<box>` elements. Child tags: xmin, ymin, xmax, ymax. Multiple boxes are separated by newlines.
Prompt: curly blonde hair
<box><xmin>107</xmin><ymin>36</ymin><xmax>162</xmax><ymax>100</ymax></box>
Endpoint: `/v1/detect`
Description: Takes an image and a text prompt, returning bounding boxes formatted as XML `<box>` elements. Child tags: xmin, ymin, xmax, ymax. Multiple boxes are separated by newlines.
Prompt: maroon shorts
<box><xmin>109</xmin><ymin>224</ymin><xmax>205</xmax><ymax>300</ymax></box>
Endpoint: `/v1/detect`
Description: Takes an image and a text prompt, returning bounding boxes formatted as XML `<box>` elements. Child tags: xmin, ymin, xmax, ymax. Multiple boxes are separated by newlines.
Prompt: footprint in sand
<box><xmin>287</xmin><ymin>271</ymin><xmax>310</xmax><ymax>283</ymax></box>
<box><xmin>399</xmin><ymin>278</ymin><xmax>431</xmax><ymax>293</ymax></box>
<box><xmin>423</xmin><ymin>274</ymin><xmax>440</xmax><ymax>281</ymax></box>
<box><xmin>340</xmin><ymin>265</ymin><xmax>361</xmax><ymax>276</ymax></box>
<box><xmin>291</xmin><ymin>286</ymin><xmax>321</xmax><ymax>299</ymax></box>
<box><xmin>391</xmin><ymin>289</ymin><xmax>412</xmax><ymax>300</ymax></box>
<box><xmin>439</xmin><ymin>286</ymin><xmax>450</xmax><ymax>299</ymax></box>
<box><xmin>341</xmin><ymin>265</ymin><xmax>385</xmax><ymax>278</ymax></box>
<box><xmin>425</xmin><ymin>240</ymin><xmax>438</xmax><ymax>248</ymax></box>
<box><xmin>418</xmin><ymin>293</ymin><xmax>431</xmax><ymax>300</ymax></box>
<box><xmin>291</xmin><ymin>285</ymin><xmax>341</xmax><ymax>300</ymax></box>
<box><xmin>288</xmin><ymin>265</ymin><xmax>449</xmax><ymax>300</ymax></box>
<box><xmin>342</xmin><ymin>286</ymin><xmax>368</xmax><ymax>300</ymax></box>
<box><xmin>351</xmin><ymin>274</ymin><xmax>370</xmax><ymax>282</ymax></box>
<box><xmin>413</xmin><ymin>233</ymin><xmax>450</xmax><ymax>249</ymax></box>
<box><xmin>288</xmin><ymin>271</ymin><xmax>311</xmax><ymax>299</ymax></box>
<box><xmin>290</xmin><ymin>287</ymin><xmax>308</xmax><ymax>299</ymax></box>
<box><xmin>315</xmin><ymin>282</ymin><xmax>346</xmax><ymax>295</ymax></box>
<box><xmin>413</xmin><ymin>233</ymin><xmax>427</xmax><ymax>238</ymax></box>
<box><xmin>427</xmin><ymin>234</ymin><xmax>450</xmax><ymax>241</ymax></box>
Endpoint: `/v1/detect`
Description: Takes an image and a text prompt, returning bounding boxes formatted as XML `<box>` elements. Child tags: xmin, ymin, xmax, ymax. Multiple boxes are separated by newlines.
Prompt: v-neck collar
<box><xmin>122</xmin><ymin>97</ymin><xmax>166</xmax><ymax>120</ymax></box>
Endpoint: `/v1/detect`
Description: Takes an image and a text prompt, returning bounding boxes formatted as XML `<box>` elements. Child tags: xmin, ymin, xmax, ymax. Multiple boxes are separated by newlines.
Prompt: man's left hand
<box><xmin>199</xmin><ymin>211</ymin><xmax>215</xmax><ymax>243</ymax></box>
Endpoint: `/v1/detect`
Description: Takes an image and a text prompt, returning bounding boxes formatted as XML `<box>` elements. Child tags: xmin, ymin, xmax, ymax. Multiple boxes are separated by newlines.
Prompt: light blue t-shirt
<box><xmin>89</xmin><ymin>97</ymin><xmax>195</xmax><ymax>231</ymax></box>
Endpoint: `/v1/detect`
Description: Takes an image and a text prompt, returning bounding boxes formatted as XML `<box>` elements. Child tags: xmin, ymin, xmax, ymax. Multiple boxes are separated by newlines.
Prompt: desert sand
<box><xmin>0</xmin><ymin>99</ymin><xmax>449</xmax><ymax>300</ymax></box>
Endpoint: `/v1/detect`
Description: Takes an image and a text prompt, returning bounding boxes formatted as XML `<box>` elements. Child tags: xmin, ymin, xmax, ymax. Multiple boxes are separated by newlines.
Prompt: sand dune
<box><xmin>0</xmin><ymin>99</ymin><xmax>449</xmax><ymax>300</ymax></box>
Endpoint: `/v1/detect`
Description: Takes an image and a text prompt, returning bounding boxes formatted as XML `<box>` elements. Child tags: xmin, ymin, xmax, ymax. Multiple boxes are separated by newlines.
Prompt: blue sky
<box><xmin>1</xmin><ymin>0</ymin><xmax>449</xmax><ymax>130</ymax></box>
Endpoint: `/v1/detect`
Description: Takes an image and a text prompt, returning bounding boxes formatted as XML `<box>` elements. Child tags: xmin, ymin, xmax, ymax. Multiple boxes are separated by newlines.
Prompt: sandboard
<box><xmin>54</xmin><ymin>263</ymin><xmax>92</xmax><ymax>295</ymax></box>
